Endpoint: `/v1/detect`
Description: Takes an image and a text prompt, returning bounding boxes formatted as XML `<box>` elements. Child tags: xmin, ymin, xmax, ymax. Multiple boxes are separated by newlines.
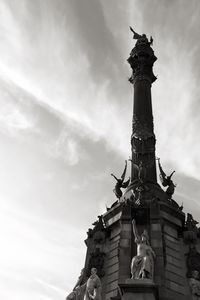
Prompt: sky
<box><xmin>0</xmin><ymin>0</ymin><xmax>200</xmax><ymax>299</ymax></box>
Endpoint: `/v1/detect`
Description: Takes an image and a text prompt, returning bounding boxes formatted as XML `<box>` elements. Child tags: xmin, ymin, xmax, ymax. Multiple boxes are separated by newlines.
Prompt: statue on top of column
<box><xmin>111</xmin><ymin>160</ymin><xmax>130</xmax><ymax>199</ymax></box>
<box><xmin>131</xmin><ymin>219</ymin><xmax>155</xmax><ymax>280</ymax></box>
<box><xmin>129</xmin><ymin>26</ymin><xmax>153</xmax><ymax>46</ymax></box>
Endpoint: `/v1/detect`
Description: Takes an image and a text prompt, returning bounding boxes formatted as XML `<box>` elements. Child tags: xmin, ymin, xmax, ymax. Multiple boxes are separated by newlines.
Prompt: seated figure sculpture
<box><xmin>131</xmin><ymin>219</ymin><xmax>156</xmax><ymax>280</ymax></box>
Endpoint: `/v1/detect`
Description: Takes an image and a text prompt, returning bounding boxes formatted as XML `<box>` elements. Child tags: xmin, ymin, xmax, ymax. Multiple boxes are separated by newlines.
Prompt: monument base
<box><xmin>119</xmin><ymin>279</ymin><xmax>159</xmax><ymax>300</ymax></box>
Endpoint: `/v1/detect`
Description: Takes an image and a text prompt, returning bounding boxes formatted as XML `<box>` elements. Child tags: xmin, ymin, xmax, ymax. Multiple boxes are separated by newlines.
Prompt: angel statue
<box><xmin>157</xmin><ymin>158</ymin><xmax>176</xmax><ymax>199</ymax></box>
<box><xmin>111</xmin><ymin>160</ymin><xmax>130</xmax><ymax>199</ymax></box>
<box><xmin>131</xmin><ymin>219</ymin><xmax>156</xmax><ymax>280</ymax></box>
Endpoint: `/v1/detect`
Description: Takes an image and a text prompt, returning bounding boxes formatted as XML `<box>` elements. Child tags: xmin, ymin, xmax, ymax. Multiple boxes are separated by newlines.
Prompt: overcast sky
<box><xmin>0</xmin><ymin>0</ymin><xmax>200</xmax><ymax>299</ymax></box>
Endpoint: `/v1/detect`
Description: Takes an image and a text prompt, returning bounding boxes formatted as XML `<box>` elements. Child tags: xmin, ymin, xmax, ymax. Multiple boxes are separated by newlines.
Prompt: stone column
<box><xmin>127</xmin><ymin>35</ymin><xmax>157</xmax><ymax>184</ymax></box>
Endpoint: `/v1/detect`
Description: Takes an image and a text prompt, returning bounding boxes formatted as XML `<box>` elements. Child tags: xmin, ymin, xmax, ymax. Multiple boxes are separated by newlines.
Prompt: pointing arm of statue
<box><xmin>169</xmin><ymin>170</ymin><xmax>175</xmax><ymax>180</ymax></box>
<box><xmin>129</xmin><ymin>26</ymin><xmax>142</xmax><ymax>39</ymax></box>
<box><xmin>132</xmin><ymin>219</ymin><xmax>140</xmax><ymax>242</ymax></box>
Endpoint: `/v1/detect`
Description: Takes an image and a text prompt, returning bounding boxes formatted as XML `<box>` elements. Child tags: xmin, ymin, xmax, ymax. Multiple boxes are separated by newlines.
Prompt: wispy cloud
<box><xmin>0</xmin><ymin>1</ymin><xmax>200</xmax><ymax>299</ymax></box>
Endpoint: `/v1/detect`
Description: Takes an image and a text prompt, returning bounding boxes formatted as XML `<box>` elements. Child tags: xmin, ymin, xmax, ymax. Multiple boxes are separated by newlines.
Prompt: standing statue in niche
<box><xmin>157</xmin><ymin>158</ymin><xmax>176</xmax><ymax>199</ymax></box>
<box><xmin>131</xmin><ymin>219</ymin><xmax>155</xmax><ymax>280</ymax></box>
<box><xmin>111</xmin><ymin>160</ymin><xmax>130</xmax><ymax>199</ymax></box>
<box><xmin>128</xmin><ymin>158</ymin><xmax>150</xmax><ymax>203</ymax></box>
<box><xmin>129</xmin><ymin>159</ymin><xmax>147</xmax><ymax>184</ymax></box>
<box><xmin>84</xmin><ymin>268</ymin><xmax>102</xmax><ymax>300</ymax></box>
<box><xmin>66</xmin><ymin>269</ymin><xmax>86</xmax><ymax>300</ymax></box>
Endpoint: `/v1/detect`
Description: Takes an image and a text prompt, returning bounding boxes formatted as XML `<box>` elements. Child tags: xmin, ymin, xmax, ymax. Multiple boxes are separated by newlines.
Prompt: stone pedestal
<box><xmin>119</xmin><ymin>279</ymin><xmax>159</xmax><ymax>300</ymax></box>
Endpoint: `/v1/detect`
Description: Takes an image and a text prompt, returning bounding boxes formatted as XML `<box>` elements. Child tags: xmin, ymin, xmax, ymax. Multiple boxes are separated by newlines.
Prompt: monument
<box><xmin>66</xmin><ymin>29</ymin><xmax>200</xmax><ymax>300</ymax></box>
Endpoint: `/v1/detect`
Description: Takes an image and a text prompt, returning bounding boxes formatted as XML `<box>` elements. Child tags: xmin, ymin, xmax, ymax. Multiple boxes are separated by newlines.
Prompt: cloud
<box><xmin>0</xmin><ymin>1</ymin><xmax>200</xmax><ymax>300</ymax></box>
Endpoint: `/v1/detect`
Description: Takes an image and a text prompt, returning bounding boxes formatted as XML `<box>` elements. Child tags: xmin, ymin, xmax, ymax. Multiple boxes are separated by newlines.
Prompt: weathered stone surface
<box><xmin>106</xmin><ymin>280</ymin><xmax>118</xmax><ymax>293</ymax></box>
<box><xmin>161</xmin><ymin>211</ymin><xmax>182</xmax><ymax>227</ymax></box>
<box><xmin>165</xmin><ymin>280</ymin><xmax>185</xmax><ymax>294</ymax></box>
<box><xmin>120</xmin><ymin>231</ymin><xmax>131</xmax><ymax>239</ymax></box>
<box><xmin>122</xmin><ymin>223</ymin><xmax>132</xmax><ymax>231</ymax></box>
<box><xmin>110</xmin><ymin>225</ymin><xmax>121</xmax><ymax>239</ymax></box>
<box><xmin>120</xmin><ymin>238</ymin><xmax>130</xmax><ymax>248</ymax></box>
<box><xmin>165</xmin><ymin>270</ymin><xmax>185</xmax><ymax>283</ymax></box>
<box><xmin>110</xmin><ymin>240</ymin><xmax>119</xmax><ymax>251</ymax></box>
<box><xmin>153</xmin><ymin>247</ymin><xmax>163</xmax><ymax>256</ymax></box>
<box><xmin>155</xmin><ymin>256</ymin><xmax>164</xmax><ymax>269</ymax></box>
<box><xmin>106</xmin><ymin>212</ymin><xmax>122</xmax><ymax>227</ymax></box>
<box><xmin>166</xmin><ymin>255</ymin><xmax>182</xmax><ymax>268</ymax></box>
<box><xmin>151</xmin><ymin>223</ymin><xmax>161</xmax><ymax>231</ymax></box>
<box><xmin>165</xmin><ymin>238</ymin><xmax>180</xmax><ymax>251</ymax></box>
<box><xmin>166</xmin><ymin>263</ymin><xmax>183</xmax><ymax>277</ymax></box>
<box><xmin>164</xmin><ymin>225</ymin><xmax>178</xmax><ymax>238</ymax></box>
<box><xmin>108</xmin><ymin>248</ymin><xmax>119</xmax><ymax>259</ymax></box>
<box><xmin>166</xmin><ymin>246</ymin><xmax>181</xmax><ymax>259</ymax></box>
<box><xmin>110</xmin><ymin>234</ymin><xmax>121</xmax><ymax>243</ymax></box>
<box><xmin>107</xmin><ymin>256</ymin><xmax>118</xmax><ymax>267</ymax></box>
<box><xmin>162</xmin><ymin>288</ymin><xmax>186</xmax><ymax>300</ymax></box>
<box><xmin>107</xmin><ymin>263</ymin><xmax>119</xmax><ymax>275</ymax></box>
<box><xmin>164</xmin><ymin>233</ymin><xmax>178</xmax><ymax>243</ymax></box>
<box><xmin>119</xmin><ymin>279</ymin><xmax>158</xmax><ymax>300</ymax></box>
<box><xmin>121</xmin><ymin>292</ymin><xmax>156</xmax><ymax>300</ymax></box>
<box><xmin>151</xmin><ymin>239</ymin><xmax>163</xmax><ymax>248</ymax></box>
<box><xmin>106</xmin><ymin>271</ymin><xmax>118</xmax><ymax>284</ymax></box>
<box><xmin>105</xmin><ymin>289</ymin><xmax>118</xmax><ymax>300</ymax></box>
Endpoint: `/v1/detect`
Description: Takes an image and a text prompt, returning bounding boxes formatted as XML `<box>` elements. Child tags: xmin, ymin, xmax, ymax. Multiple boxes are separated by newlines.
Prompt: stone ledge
<box><xmin>119</xmin><ymin>279</ymin><xmax>159</xmax><ymax>300</ymax></box>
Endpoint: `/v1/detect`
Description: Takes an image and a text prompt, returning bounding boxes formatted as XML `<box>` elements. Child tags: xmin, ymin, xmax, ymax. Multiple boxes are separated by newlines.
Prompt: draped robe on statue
<box><xmin>131</xmin><ymin>220</ymin><xmax>155</xmax><ymax>280</ymax></box>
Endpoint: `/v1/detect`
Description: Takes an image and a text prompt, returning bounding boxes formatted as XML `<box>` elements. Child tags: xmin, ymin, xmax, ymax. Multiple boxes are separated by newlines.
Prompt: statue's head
<box><xmin>91</xmin><ymin>267</ymin><xmax>97</xmax><ymax>275</ymax></box>
<box><xmin>141</xmin><ymin>230</ymin><xmax>149</xmax><ymax>244</ymax></box>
